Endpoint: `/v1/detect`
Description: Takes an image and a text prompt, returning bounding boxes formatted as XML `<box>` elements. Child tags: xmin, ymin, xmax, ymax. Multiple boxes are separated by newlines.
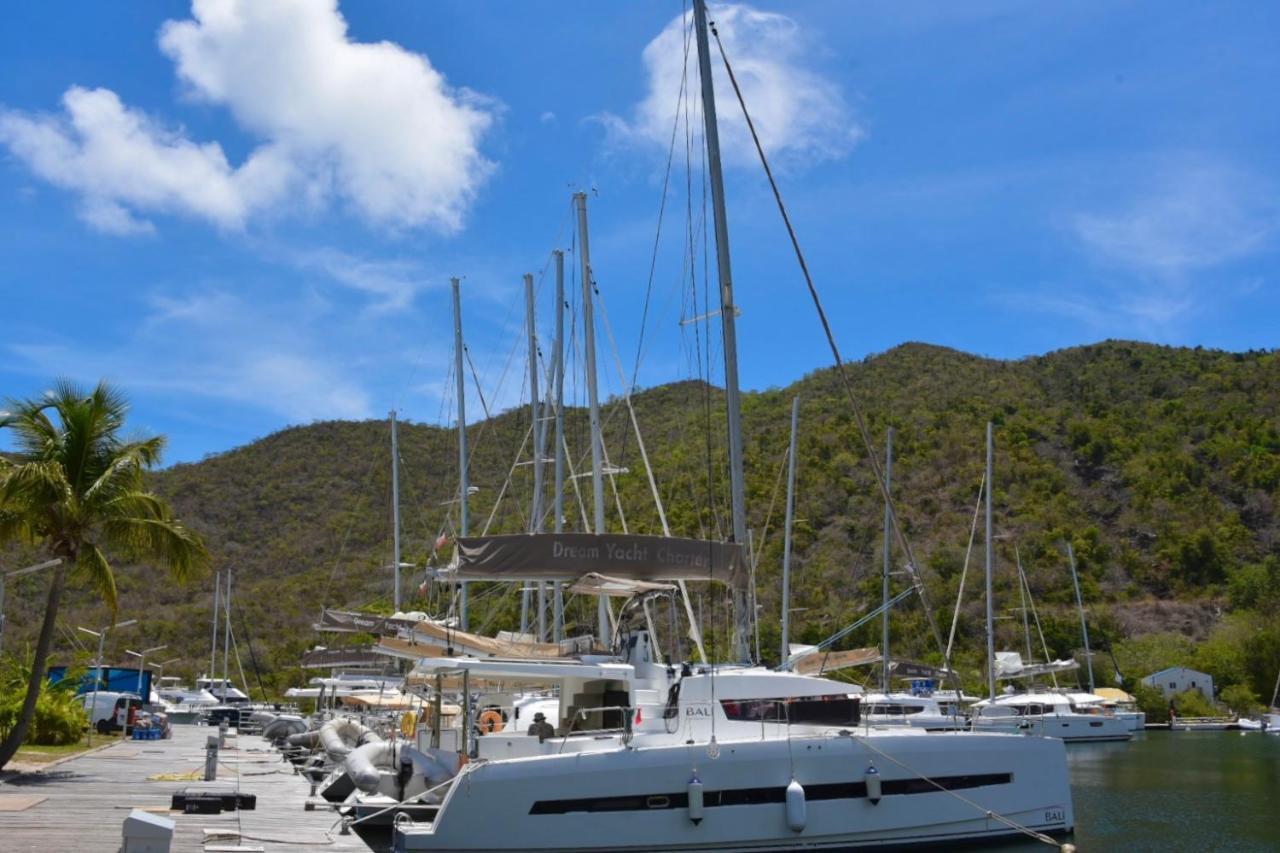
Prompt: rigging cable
<box><xmin>711</xmin><ymin>22</ymin><xmax>956</xmax><ymax>678</ymax></box>
<box><xmin>944</xmin><ymin>472</ymin><xmax>986</xmax><ymax>664</ymax></box>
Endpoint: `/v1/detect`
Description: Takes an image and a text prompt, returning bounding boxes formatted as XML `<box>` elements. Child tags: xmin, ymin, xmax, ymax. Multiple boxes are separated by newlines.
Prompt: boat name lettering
<box><xmin>604</xmin><ymin>542</ymin><xmax>648</xmax><ymax>562</ymax></box>
<box><xmin>1044</xmin><ymin>808</ymin><xmax>1064</xmax><ymax>823</ymax></box>
<box><xmin>656</xmin><ymin>546</ymin><xmax>710</xmax><ymax>569</ymax></box>
<box><xmin>685</xmin><ymin>706</ymin><xmax>712</xmax><ymax>717</ymax></box>
<box><xmin>552</xmin><ymin>542</ymin><xmax>600</xmax><ymax>559</ymax></box>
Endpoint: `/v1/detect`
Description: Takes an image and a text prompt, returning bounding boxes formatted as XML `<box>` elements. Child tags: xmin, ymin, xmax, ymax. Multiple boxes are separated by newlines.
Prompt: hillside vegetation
<box><xmin>5</xmin><ymin>340</ymin><xmax>1277</xmax><ymax>706</ymax></box>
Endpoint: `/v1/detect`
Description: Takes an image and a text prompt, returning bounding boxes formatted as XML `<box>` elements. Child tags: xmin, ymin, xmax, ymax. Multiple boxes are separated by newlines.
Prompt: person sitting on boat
<box><xmin>527</xmin><ymin>711</ymin><xmax>555</xmax><ymax>742</ymax></box>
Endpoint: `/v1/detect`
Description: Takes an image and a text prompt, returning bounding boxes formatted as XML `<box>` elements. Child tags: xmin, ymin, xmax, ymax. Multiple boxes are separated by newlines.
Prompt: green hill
<box><xmin>5</xmin><ymin>340</ymin><xmax>1277</xmax><ymax>705</ymax></box>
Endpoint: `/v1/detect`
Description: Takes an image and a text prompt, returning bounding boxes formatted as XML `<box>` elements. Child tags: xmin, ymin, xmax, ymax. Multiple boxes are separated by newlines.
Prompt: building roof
<box><xmin>1144</xmin><ymin>666</ymin><xmax>1211</xmax><ymax>679</ymax></box>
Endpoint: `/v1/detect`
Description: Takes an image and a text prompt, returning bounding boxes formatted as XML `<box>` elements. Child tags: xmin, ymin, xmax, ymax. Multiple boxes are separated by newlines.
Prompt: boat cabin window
<box><xmin>719</xmin><ymin>694</ymin><xmax>859</xmax><ymax>726</ymax></box>
<box><xmin>866</xmin><ymin>703</ymin><xmax>927</xmax><ymax>716</ymax></box>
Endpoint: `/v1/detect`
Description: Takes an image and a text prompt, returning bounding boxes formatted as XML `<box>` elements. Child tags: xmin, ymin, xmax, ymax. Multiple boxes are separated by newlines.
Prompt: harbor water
<box><xmin>997</xmin><ymin>730</ymin><xmax>1280</xmax><ymax>852</ymax></box>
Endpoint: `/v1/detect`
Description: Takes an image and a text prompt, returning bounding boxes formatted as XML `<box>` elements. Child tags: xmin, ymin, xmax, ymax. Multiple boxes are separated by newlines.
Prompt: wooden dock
<box><xmin>0</xmin><ymin>724</ymin><xmax>389</xmax><ymax>852</ymax></box>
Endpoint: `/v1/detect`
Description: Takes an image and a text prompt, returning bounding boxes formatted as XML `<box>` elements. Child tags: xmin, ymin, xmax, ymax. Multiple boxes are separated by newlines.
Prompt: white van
<box><xmin>78</xmin><ymin>691</ymin><xmax>143</xmax><ymax>734</ymax></box>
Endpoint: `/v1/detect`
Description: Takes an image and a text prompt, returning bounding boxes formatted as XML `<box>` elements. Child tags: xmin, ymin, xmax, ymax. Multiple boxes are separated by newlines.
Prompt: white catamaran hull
<box><xmin>393</xmin><ymin>731</ymin><xmax>1071</xmax><ymax>851</ymax></box>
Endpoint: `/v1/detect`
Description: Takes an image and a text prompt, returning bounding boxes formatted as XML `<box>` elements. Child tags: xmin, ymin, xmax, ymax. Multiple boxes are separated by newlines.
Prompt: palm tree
<box><xmin>0</xmin><ymin>380</ymin><xmax>207</xmax><ymax>768</ymax></box>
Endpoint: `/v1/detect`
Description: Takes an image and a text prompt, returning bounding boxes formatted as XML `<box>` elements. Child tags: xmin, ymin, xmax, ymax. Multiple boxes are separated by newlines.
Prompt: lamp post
<box><xmin>125</xmin><ymin>644</ymin><xmax>167</xmax><ymax>713</ymax></box>
<box><xmin>151</xmin><ymin>656</ymin><xmax>180</xmax><ymax>706</ymax></box>
<box><xmin>78</xmin><ymin>618</ymin><xmax>137</xmax><ymax>745</ymax></box>
<box><xmin>0</xmin><ymin>558</ymin><xmax>61</xmax><ymax>654</ymax></box>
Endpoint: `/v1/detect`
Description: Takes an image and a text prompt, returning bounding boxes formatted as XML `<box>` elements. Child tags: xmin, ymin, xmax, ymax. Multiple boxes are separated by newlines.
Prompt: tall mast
<box><xmin>985</xmin><ymin>422</ymin><xmax>995</xmax><ymax>701</ymax></box>
<box><xmin>1066</xmin><ymin>541</ymin><xmax>1095</xmax><ymax>693</ymax></box>
<box><xmin>881</xmin><ymin>427</ymin><xmax>894</xmax><ymax>694</ymax></box>
<box><xmin>210</xmin><ymin>571</ymin><xmax>220</xmax><ymax>680</ymax></box>
<box><xmin>575</xmin><ymin>191</ymin><xmax>610</xmax><ymax>643</ymax></box>
<box><xmin>391</xmin><ymin>409</ymin><xmax>401</xmax><ymax>612</ymax></box>
<box><xmin>693</xmin><ymin>0</ymin><xmax>751</xmax><ymax>663</ymax></box>
<box><xmin>552</xmin><ymin>250</ymin><xmax>566</xmax><ymax>642</ymax></box>
<box><xmin>523</xmin><ymin>272</ymin><xmax>543</xmax><ymax>638</ymax></box>
<box><xmin>779</xmin><ymin>396</ymin><xmax>800</xmax><ymax>664</ymax></box>
<box><xmin>452</xmin><ymin>277</ymin><xmax>470</xmax><ymax>631</ymax></box>
<box><xmin>221</xmin><ymin>568</ymin><xmax>232</xmax><ymax>697</ymax></box>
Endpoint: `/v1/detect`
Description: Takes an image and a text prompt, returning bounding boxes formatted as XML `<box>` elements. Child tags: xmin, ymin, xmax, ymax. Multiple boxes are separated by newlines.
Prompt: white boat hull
<box><xmin>973</xmin><ymin>712</ymin><xmax>1131</xmax><ymax>742</ymax></box>
<box><xmin>393</xmin><ymin>730</ymin><xmax>1072</xmax><ymax>851</ymax></box>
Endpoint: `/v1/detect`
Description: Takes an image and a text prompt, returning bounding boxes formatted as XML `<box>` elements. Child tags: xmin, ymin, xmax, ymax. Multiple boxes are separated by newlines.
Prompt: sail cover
<box><xmin>446</xmin><ymin>533</ymin><xmax>745</xmax><ymax>584</ymax></box>
<box><xmin>315</xmin><ymin>610</ymin><xmax>421</xmax><ymax>634</ymax></box>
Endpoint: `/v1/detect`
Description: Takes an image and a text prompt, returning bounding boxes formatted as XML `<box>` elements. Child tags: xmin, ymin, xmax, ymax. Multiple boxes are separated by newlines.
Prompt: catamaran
<box><xmin>389</xmin><ymin>617</ymin><xmax>1072</xmax><ymax>851</ymax></box>
<box><xmin>384</xmin><ymin>2</ymin><xmax>1075</xmax><ymax>849</ymax></box>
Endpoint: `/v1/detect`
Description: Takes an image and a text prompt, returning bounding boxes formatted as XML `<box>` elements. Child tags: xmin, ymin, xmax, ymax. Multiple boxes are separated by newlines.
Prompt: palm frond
<box><xmin>0</xmin><ymin>461</ymin><xmax>73</xmax><ymax>513</ymax></box>
<box><xmin>0</xmin><ymin>509</ymin><xmax>33</xmax><ymax>544</ymax></box>
<box><xmin>3</xmin><ymin>402</ymin><xmax>62</xmax><ymax>460</ymax></box>
<box><xmin>81</xmin><ymin>437</ymin><xmax>162</xmax><ymax>507</ymax></box>
<box><xmin>101</xmin><ymin>515</ymin><xmax>208</xmax><ymax>584</ymax></box>
<box><xmin>76</xmin><ymin>543</ymin><xmax>119</xmax><ymax>615</ymax></box>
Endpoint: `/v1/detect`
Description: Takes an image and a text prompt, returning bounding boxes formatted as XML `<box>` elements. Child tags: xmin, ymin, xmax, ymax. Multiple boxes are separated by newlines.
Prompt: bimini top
<box><xmin>443</xmin><ymin>533</ymin><xmax>745</xmax><ymax>584</ymax></box>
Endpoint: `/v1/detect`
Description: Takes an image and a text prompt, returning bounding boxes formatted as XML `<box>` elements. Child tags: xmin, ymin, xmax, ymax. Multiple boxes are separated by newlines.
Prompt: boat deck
<box><xmin>0</xmin><ymin>723</ymin><xmax>383</xmax><ymax>852</ymax></box>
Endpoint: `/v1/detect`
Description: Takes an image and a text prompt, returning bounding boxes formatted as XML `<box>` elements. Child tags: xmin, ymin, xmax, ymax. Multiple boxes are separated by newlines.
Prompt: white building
<box><xmin>1142</xmin><ymin>666</ymin><xmax>1214</xmax><ymax>702</ymax></box>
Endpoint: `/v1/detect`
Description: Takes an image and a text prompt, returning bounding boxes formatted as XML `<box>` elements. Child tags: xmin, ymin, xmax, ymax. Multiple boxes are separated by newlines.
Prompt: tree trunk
<box><xmin>0</xmin><ymin>559</ymin><xmax>69</xmax><ymax>769</ymax></box>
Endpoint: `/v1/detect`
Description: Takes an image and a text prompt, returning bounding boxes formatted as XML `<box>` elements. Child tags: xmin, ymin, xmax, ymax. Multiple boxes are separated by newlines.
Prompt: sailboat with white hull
<box><xmin>968</xmin><ymin>426</ymin><xmax>1131</xmax><ymax>744</ymax></box>
<box><xmin>390</xmin><ymin>2</ymin><xmax>1073</xmax><ymax>849</ymax></box>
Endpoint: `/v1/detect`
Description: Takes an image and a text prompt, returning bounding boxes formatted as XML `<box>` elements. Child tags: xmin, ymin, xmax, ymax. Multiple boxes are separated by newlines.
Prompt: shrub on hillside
<box><xmin>1218</xmin><ymin>683</ymin><xmax>1261</xmax><ymax>717</ymax></box>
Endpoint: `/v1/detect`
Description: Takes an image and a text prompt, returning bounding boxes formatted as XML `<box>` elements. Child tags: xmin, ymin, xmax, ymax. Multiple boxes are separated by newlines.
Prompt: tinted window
<box><xmin>720</xmin><ymin>694</ymin><xmax>859</xmax><ymax>726</ymax></box>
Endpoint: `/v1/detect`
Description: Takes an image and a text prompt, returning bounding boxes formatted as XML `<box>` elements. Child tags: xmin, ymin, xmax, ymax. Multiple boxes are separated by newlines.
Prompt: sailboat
<box><xmin>968</xmin><ymin>425</ymin><xmax>1131</xmax><ymax>743</ymax></box>
<box><xmin>387</xmin><ymin>4</ymin><xmax>1073</xmax><ymax>850</ymax></box>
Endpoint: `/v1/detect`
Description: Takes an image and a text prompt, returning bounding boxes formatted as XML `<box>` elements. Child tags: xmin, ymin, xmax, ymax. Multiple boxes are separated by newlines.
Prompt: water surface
<box><xmin>993</xmin><ymin>731</ymin><xmax>1280</xmax><ymax>852</ymax></box>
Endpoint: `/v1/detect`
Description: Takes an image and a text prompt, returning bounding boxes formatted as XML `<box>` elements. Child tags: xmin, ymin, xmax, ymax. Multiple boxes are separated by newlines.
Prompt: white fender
<box><xmin>687</xmin><ymin>774</ymin><xmax>704</xmax><ymax>825</ymax></box>
<box><xmin>865</xmin><ymin>762</ymin><xmax>882</xmax><ymax>805</ymax></box>
<box><xmin>785</xmin><ymin>778</ymin><xmax>806</xmax><ymax>832</ymax></box>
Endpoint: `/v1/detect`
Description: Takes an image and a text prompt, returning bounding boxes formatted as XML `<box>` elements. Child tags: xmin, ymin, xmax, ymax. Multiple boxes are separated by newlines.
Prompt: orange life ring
<box><xmin>477</xmin><ymin>709</ymin><xmax>504</xmax><ymax>734</ymax></box>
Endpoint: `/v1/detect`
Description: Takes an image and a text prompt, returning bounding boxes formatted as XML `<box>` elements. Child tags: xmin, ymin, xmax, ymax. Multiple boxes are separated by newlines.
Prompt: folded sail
<box><xmin>445</xmin><ymin>533</ymin><xmax>745</xmax><ymax>584</ymax></box>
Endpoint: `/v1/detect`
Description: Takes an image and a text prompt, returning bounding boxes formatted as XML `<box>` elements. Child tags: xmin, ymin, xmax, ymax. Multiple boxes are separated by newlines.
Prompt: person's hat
<box><xmin>533</xmin><ymin>712</ymin><xmax>546</xmax><ymax>721</ymax></box>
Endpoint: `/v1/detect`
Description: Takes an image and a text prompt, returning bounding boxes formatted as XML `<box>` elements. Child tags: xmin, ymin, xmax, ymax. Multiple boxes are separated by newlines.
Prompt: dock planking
<box><xmin>0</xmin><ymin>724</ymin><xmax>387</xmax><ymax>853</ymax></box>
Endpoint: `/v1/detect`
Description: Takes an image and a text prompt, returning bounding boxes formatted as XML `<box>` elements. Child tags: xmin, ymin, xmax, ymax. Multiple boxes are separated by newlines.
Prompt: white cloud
<box><xmin>1074</xmin><ymin>161</ymin><xmax>1280</xmax><ymax>276</ymax></box>
<box><xmin>0</xmin><ymin>86</ymin><xmax>274</xmax><ymax>233</ymax></box>
<box><xmin>0</xmin><ymin>0</ymin><xmax>495</xmax><ymax>235</ymax></box>
<box><xmin>601</xmin><ymin>3</ymin><xmax>862</xmax><ymax>169</ymax></box>
<box><xmin>292</xmin><ymin>247</ymin><xmax>429</xmax><ymax>313</ymax></box>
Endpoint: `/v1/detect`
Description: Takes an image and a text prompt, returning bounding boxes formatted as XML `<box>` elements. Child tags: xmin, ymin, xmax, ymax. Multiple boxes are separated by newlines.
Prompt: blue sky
<box><xmin>2</xmin><ymin>1</ymin><xmax>1277</xmax><ymax>464</ymax></box>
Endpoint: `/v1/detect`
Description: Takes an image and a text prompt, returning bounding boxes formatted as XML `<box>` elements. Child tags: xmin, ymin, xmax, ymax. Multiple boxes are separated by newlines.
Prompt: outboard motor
<box><xmin>397</xmin><ymin>752</ymin><xmax>414</xmax><ymax>801</ymax></box>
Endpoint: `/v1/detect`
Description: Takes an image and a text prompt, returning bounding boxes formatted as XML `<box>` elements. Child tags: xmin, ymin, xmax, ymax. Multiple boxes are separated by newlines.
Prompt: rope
<box><xmin>203</xmin><ymin>828</ymin><xmax>337</xmax><ymax>846</ymax></box>
<box><xmin>856</xmin><ymin>737</ymin><xmax>1068</xmax><ymax>849</ymax></box>
<box><xmin>630</xmin><ymin>17</ymin><xmax>691</xmax><ymax>390</ymax></box>
<box><xmin>711</xmin><ymin>23</ymin><xmax>957</xmax><ymax>683</ymax></box>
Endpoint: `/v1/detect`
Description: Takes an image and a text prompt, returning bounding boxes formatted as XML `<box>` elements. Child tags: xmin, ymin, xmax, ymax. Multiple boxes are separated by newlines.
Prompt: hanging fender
<box><xmin>785</xmin><ymin>777</ymin><xmax>806</xmax><ymax>832</ymax></box>
<box><xmin>865</xmin><ymin>762</ymin><xmax>882</xmax><ymax>805</ymax></box>
<box><xmin>687</xmin><ymin>774</ymin><xmax>704</xmax><ymax>825</ymax></box>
